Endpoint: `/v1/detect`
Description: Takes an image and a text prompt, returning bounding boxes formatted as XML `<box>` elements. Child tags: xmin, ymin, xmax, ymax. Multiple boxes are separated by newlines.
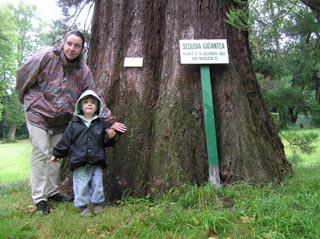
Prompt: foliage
<box><xmin>226</xmin><ymin>0</ymin><xmax>320</xmax><ymax>129</ymax></box>
<box><xmin>281</xmin><ymin>7</ymin><xmax>320</xmax><ymax>101</ymax></box>
<box><xmin>264</xmin><ymin>81</ymin><xmax>306</xmax><ymax>111</ymax></box>
<box><xmin>0</xmin><ymin>0</ymin><xmax>95</xmax><ymax>140</ymax></box>
<box><xmin>253</xmin><ymin>57</ymin><xmax>283</xmax><ymax>80</ymax></box>
<box><xmin>0</xmin><ymin>1</ymin><xmax>58</xmax><ymax>140</ymax></box>
<box><xmin>250</xmin><ymin>0</ymin><xmax>320</xmax><ymax>129</ymax></box>
<box><xmin>309</xmin><ymin>102</ymin><xmax>320</xmax><ymax>126</ymax></box>
<box><xmin>10</xmin><ymin>2</ymin><xmax>38</xmax><ymax>65</ymax></box>
<box><xmin>281</xmin><ymin>130</ymin><xmax>318</xmax><ymax>154</ymax></box>
<box><xmin>57</xmin><ymin>0</ymin><xmax>94</xmax><ymax>34</ymax></box>
<box><xmin>4</xmin><ymin>91</ymin><xmax>25</xmax><ymax>127</ymax></box>
<box><xmin>0</xmin><ymin>4</ymin><xmax>18</xmax><ymax>119</ymax></box>
<box><xmin>225</xmin><ymin>0</ymin><xmax>251</xmax><ymax>31</ymax></box>
<box><xmin>259</xmin><ymin>76</ymin><xmax>310</xmax><ymax>129</ymax></box>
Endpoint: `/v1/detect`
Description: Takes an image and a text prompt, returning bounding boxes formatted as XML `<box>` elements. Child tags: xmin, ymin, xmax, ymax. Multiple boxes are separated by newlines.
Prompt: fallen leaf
<box><xmin>27</xmin><ymin>205</ymin><xmax>37</xmax><ymax>214</ymax></box>
<box><xmin>240</xmin><ymin>216</ymin><xmax>255</xmax><ymax>223</ymax></box>
<box><xmin>87</xmin><ymin>227</ymin><xmax>97</xmax><ymax>234</ymax></box>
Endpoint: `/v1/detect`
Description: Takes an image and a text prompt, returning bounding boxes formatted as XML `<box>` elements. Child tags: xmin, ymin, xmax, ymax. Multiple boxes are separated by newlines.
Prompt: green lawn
<box><xmin>0</xmin><ymin>140</ymin><xmax>31</xmax><ymax>182</ymax></box>
<box><xmin>0</xmin><ymin>131</ymin><xmax>320</xmax><ymax>238</ymax></box>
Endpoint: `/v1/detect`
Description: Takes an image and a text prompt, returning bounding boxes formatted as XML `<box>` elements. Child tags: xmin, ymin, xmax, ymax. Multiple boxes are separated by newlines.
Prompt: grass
<box><xmin>1</xmin><ymin>130</ymin><xmax>320</xmax><ymax>238</ymax></box>
<box><xmin>0</xmin><ymin>140</ymin><xmax>31</xmax><ymax>182</ymax></box>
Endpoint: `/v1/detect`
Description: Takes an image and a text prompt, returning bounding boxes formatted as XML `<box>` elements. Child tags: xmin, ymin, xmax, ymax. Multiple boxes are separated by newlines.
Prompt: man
<box><xmin>16</xmin><ymin>30</ymin><xmax>126</xmax><ymax>215</ymax></box>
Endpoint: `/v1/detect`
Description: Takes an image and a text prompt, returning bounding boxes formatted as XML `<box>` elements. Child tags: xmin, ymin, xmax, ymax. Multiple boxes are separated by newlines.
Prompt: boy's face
<box><xmin>81</xmin><ymin>96</ymin><xmax>98</xmax><ymax>116</ymax></box>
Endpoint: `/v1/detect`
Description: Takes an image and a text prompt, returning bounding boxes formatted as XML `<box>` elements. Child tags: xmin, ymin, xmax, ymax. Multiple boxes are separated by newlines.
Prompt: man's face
<box><xmin>63</xmin><ymin>34</ymin><xmax>83</xmax><ymax>61</ymax></box>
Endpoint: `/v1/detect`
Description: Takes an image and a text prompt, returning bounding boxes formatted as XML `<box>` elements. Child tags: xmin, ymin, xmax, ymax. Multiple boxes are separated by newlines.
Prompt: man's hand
<box><xmin>110</xmin><ymin>121</ymin><xmax>127</xmax><ymax>133</ymax></box>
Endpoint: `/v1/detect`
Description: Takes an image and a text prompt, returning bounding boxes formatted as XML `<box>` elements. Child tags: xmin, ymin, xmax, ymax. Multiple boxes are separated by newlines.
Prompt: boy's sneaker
<box><xmin>80</xmin><ymin>206</ymin><xmax>92</xmax><ymax>217</ymax></box>
<box><xmin>93</xmin><ymin>204</ymin><xmax>104</xmax><ymax>215</ymax></box>
<box><xmin>36</xmin><ymin>200</ymin><xmax>50</xmax><ymax>215</ymax></box>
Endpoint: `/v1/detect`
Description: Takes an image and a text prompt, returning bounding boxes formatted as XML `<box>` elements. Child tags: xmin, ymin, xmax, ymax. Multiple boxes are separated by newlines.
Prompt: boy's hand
<box><xmin>50</xmin><ymin>156</ymin><xmax>58</xmax><ymax>163</ymax></box>
<box><xmin>106</xmin><ymin>128</ymin><xmax>116</xmax><ymax>138</ymax></box>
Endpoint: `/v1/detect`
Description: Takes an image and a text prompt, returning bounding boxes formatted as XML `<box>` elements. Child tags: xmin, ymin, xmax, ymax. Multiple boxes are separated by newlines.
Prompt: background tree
<box><xmin>250</xmin><ymin>0</ymin><xmax>320</xmax><ymax>129</ymax></box>
<box><xmin>0</xmin><ymin>5</ymin><xmax>17</xmax><ymax>118</ymax></box>
<box><xmin>56</xmin><ymin>0</ymin><xmax>93</xmax><ymax>37</ymax></box>
<box><xmin>0</xmin><ymin>0</ymin><xmax>95</xmax><ymax>141</ymax></box>
<box><xmin>83</xmin><ymin>0</ymin><xmax>292</xmax><ymax>198</ymax></box>
<box><xmin>3</xmin><ymin>91</ymin><xmax>25</xmax><ymax>140</ymax></box>
<box><xmin>0</xmin><ymin>2</ymin><xmax>54</xmax><ymax>140</ymax></box>
<box><xmin>0</xmin><ymin>3</ymin><xmax>19</xmax><ymax>140</ymax></box>
<box><xmin>11</xmin><ymin>2</ymin><xmax>38</xmax><ymax>65</ymax></box>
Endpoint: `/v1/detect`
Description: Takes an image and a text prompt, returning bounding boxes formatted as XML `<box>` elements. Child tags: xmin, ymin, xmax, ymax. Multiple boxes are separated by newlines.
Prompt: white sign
<box><xmin>179</xmin><ymin>39</ymin><xmax>229</xmax><ymax>64</ymax></box>
<box><xmin>124</xmin><ymin>57</ymin><xmax>143</xmax><ymax>67</ymax></box>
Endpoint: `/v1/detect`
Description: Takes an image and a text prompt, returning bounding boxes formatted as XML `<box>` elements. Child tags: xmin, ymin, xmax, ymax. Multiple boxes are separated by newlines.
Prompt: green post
<box><xmin>200</xmin><ymin>65</ymin><xmax>221</xmax><ymax>188</ymax></box>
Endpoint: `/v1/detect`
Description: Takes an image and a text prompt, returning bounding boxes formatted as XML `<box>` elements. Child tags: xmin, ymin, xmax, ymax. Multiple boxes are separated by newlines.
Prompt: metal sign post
<box><xmin>179</xmin><ymin>39</ymin><xmax>229</xmax><ymax>189</ymax></box>
<box><xmin>200</xmin><ymin>65</ymin><xmax>220</xmax><ymax>188</ymax></box>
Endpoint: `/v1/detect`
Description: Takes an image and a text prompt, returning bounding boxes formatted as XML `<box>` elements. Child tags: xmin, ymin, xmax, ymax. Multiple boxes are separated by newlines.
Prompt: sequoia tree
<box><xmin>301</xmin><ymin>0</ymin><xmax>320</xmax><ymax>12</ymax></box>
<box><xmin>87</xmin><ymin>0</ymin><xmax>292</xmax><ymax>198</ymax></box>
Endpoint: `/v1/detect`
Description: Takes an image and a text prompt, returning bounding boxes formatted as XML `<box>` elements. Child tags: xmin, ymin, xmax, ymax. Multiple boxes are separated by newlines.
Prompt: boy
<box><xmin>51</xmin><ymin>90</ymin><xmax>116</xmax><ymax>216</ymax></box>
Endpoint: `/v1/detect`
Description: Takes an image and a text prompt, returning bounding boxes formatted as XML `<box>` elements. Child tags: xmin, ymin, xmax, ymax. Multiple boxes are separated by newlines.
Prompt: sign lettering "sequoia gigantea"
<box><xmin>179</xmin><ymin>39</ymin><xmax>229</xmax><ymax>64</ymax></box>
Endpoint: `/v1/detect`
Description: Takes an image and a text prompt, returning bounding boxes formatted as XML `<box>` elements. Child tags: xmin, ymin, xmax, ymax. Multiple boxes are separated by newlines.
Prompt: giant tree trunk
<box><xmin>301</xmin><ymin>0</ymin><xmax>320</xmax><ymax>12</ymax></box>
<box><xmin>88</xmin><ymin>0</ymin><xmax>291</xmax><ymax>198</ymax></box>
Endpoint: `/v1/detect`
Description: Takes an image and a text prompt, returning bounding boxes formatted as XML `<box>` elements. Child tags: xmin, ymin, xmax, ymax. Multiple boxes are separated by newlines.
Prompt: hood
<box><xmin>75</xmin><ymin>90</ymin><xmax>104</xmax><ymax>119</ymax></box>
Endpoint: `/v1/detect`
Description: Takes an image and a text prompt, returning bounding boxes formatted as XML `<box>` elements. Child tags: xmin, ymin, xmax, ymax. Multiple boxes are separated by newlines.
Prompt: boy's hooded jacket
<box><xmin>15</xmin><ymin>44</ymin><xmax>111</xmax><ymax>133</ymax></box>
<box><xmin>52</xmin><ymin>90</ymin><xmax>115</xmax><ymax>170</ymax></box>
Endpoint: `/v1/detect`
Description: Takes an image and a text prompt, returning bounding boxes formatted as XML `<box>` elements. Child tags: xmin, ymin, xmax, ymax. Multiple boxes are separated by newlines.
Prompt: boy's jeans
<box><xmin>73</xmin><ymin>165</ymin><xmax>105</xmax><ymax>207</ymax></box>
<box><xmin>27</xmin><ymin>122</ymin><xmax>63</xmax><ymax>205</ymax></box>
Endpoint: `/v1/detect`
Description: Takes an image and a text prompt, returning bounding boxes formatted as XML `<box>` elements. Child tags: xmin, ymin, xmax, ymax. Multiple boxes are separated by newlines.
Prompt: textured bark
<box><xmin>301</xmin><ymin>0</ymin><xmax>320</xmax><ymax>12</ymax></box>
<box><xmin>8</xmin><ymin>124</ymin><xmax>16</xmax><ymax>141</ymax></box>
<box><xmin>87</xmin><ymin>0</ymin><xmax>292</xmax><ymax>199</ymax></box>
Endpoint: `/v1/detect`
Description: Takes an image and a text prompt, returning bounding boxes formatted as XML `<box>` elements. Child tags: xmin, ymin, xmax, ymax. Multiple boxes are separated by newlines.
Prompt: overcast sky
<box><xmin>0</xmin><ymin>0</ymin><xmax>62</xmax><ymax>22</ymax></box>
<box><xmin>0</xmin><ymin>0</ymin><xmax>95</xmax><ymax>32</ymax></box>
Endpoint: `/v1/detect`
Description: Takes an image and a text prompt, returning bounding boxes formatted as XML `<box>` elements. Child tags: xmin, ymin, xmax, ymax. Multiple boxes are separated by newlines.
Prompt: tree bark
<box><xmin>8</xmin><ymin>123</ymin><xmax>16</xmax><ymax>141</ymax></box>
<box><xmin>87</xmin><ymin>0</ymin><xmax>291</xmax><ymax>198</ymax></box>
<box><xmin>301</xmin><ymin>0</ymin><xmax>320</xmax><ymax>12</ymax></box>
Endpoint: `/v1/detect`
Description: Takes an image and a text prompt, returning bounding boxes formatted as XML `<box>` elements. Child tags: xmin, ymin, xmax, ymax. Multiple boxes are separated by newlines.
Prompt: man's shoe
<box><xmin>36</xmin><ymin>200</ymin><xmax>50</xmax><ymax>215</ymax></box>
<box><xmin>48</xmin><ymin>193</ymin><xmax>72</xmax><ymax>202</ymax></box>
